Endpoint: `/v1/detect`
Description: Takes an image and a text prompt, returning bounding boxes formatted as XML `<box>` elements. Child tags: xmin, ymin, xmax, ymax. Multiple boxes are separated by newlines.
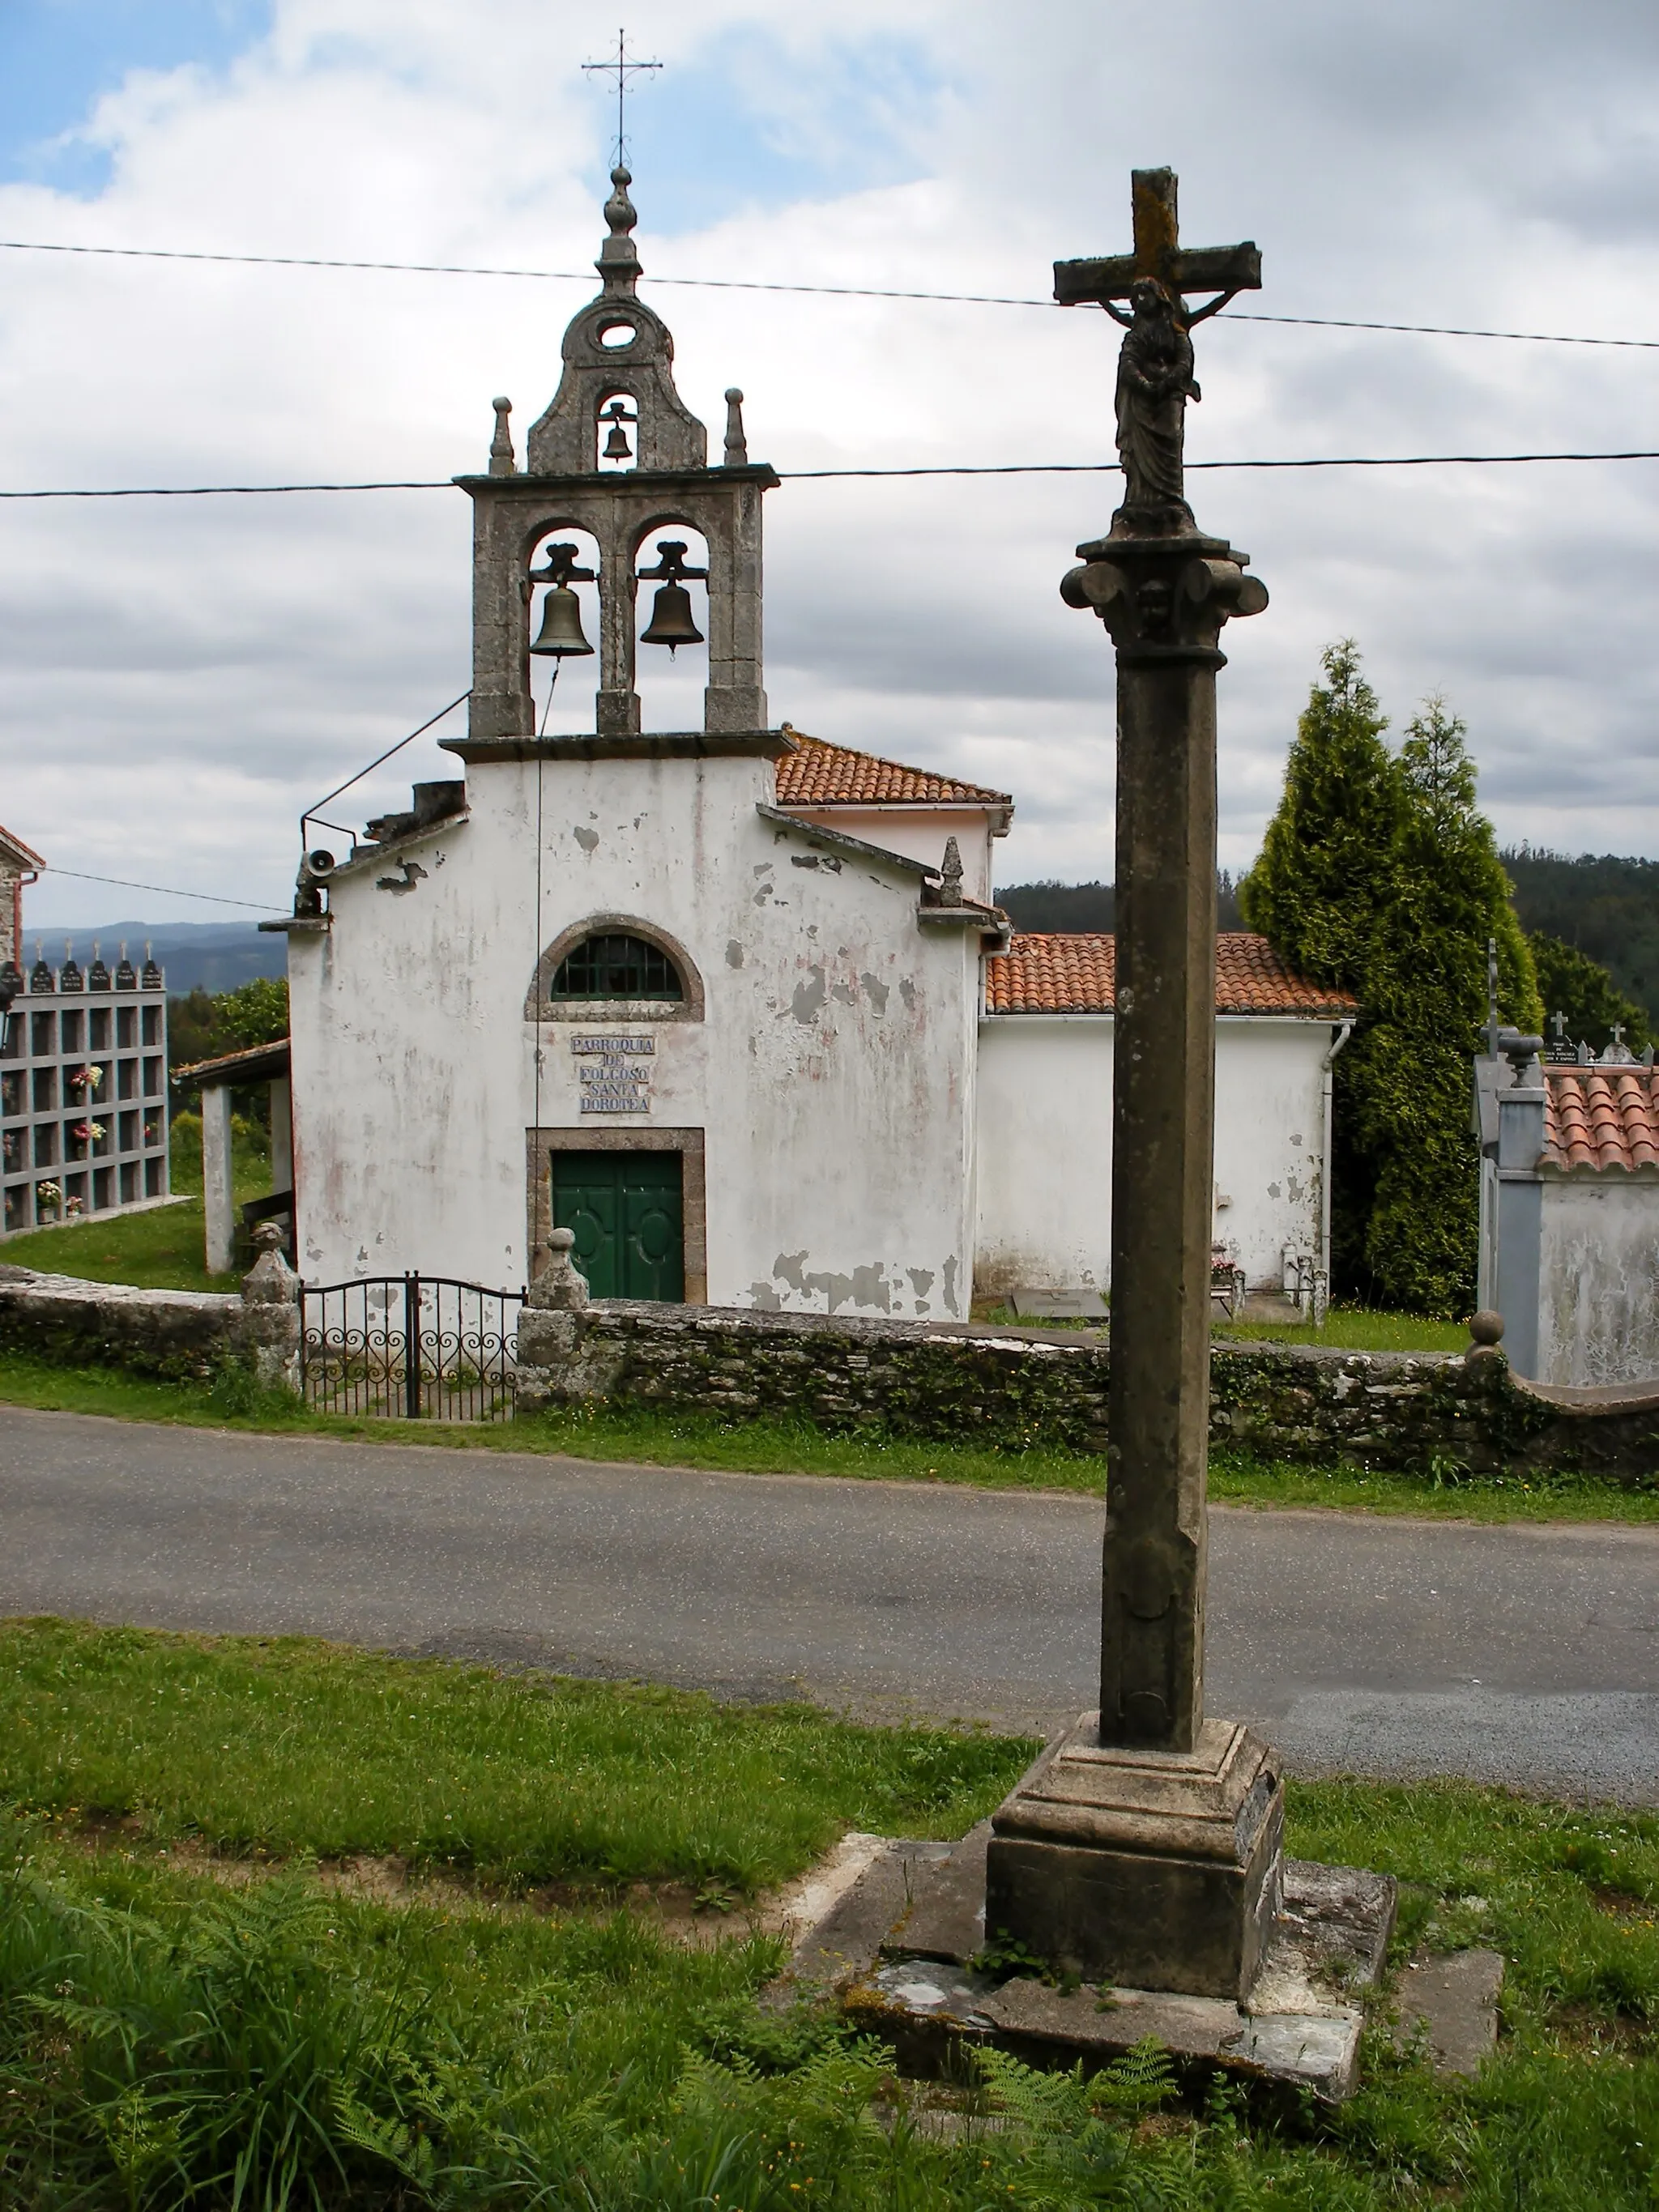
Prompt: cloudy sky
<box><xmin>3</xmin><ymin>0</ymin><xmax>1658</xmax><ymax>931</ymax></box>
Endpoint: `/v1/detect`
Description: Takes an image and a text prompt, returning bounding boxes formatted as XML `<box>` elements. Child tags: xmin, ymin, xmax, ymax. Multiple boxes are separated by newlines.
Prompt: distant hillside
<box><xmin>1500</xmin><ymin>850</ymin><xmax>1659</xmax><ymax>1027</ymax></box>
<box><xmin>36</xmin><ymin>920</ymin><xmax>287</xmax><ymax>995</ymax></box>
<box><xmin>995</xmin><ymin>876</ymin><xmax>1246</xmax><ymax>934</ymax></box>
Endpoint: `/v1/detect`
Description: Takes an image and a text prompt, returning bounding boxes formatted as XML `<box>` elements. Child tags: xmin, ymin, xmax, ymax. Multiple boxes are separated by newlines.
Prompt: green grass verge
<box><xmin>2</xmin><ymin>1348</ymin><xmax>1655</xmax><ymax>1524</ymax></box>
<box><xmin>0</xmin><ymin>1618</ymin><xmax>1029</xmax><ymax>1894</ymax></box>
<box><xmin>0</xmin><ymin>1619</ymin><xmax>1655</xmax><ymax>2208</ymax></box>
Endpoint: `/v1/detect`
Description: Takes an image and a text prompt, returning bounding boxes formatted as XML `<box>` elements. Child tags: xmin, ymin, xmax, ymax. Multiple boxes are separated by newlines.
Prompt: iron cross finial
<box><xmin>582</xmin><ymin>28</ymin><xmax>662</xmax><ymax>170</ymax></box>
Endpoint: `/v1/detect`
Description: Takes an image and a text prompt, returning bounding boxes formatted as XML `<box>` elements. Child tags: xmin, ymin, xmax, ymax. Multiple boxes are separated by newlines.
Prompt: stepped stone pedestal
<box><xmin>984</xmin><ymin>1715</ymin><xmax>1283</xmax><ymax>2001</ymax></box>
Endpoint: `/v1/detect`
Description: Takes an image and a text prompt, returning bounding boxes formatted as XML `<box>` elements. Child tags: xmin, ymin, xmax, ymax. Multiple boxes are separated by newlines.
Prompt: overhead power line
<box><xmin>3</xmin><ymin>237</ymin><xmax>1658</xmax><ymax>352</ymax></box>
<box><xmin>6</xmin><ymin>450</ymin><xmax>1659</xmax><ymax>500</ymax></box>
<box><xmin>40</xmin><ymin>865</ymin><xmax>284</xmax><ymax>910</ymax></box>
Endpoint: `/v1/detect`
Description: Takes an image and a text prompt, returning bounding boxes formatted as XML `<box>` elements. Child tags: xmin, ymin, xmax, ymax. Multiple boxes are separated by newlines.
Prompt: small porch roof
<box><xmin>175</xmin><ymin>1038</ymin><xmax>291</xmax><ymax>1089</ymax></box>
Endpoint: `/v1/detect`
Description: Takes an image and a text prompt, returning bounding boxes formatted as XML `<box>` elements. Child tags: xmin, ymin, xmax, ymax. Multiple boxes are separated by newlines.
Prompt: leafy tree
<box><xmin>214</xmin><ymin>978</ymin><xmax>289</xmax><ymax>1051</ymax></box>
<box><xmin>1240</xmin><ymin>646</ymin><xmax>1540</xmax><ymax>1317</ymax></box>
<box><xmin>1528</xmin><ymin>931</ymin><xmax>1650</xmax><ymax>1056</ymax></box>
<box><xmin>168</xmin><ymin>979</ymin><xmax>289</xmax><ymax>1123</ymax></box>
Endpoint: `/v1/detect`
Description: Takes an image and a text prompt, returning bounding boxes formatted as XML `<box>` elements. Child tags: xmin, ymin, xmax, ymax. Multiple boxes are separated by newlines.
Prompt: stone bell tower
<box><xmin>458</xmin><ymin>167</ymin><xmax>778</xmax><ymax>743</ymax></box>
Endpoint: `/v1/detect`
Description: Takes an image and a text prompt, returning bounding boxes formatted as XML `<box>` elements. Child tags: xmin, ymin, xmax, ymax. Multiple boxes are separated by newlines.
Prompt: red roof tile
<box><xmin>1542</xmin><ymin>1063</ymin><xmax>1659</xmax><ymax>1172</ymax></box>
<box><xmin>985</xmin><ymin>933</ymin><xmax>1360</xmax><ymax>1018</ymax></box>
<box><xmin>774</xmin><ymin>728</ymin><xmax>1012</xmax><ymax>808</ymax></box>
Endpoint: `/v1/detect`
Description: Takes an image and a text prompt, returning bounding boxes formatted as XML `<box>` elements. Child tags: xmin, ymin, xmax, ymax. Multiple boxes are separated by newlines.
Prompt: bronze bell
<box><xmin>600</xmin><ymin>400</ymin><xmax>633</xmax><ymax>461</ymax></box>
<box><xmin>639</xmin><ymin>579</ymin><xmax>704</xmax><ymax>655</ymax></box>
<box><xmin>529</xmin><ymin>582</ymin><xmax>594</xmax><ymax>658</ymax></box>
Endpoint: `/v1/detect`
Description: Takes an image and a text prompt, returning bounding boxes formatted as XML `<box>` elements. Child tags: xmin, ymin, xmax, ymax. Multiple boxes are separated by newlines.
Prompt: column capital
<box><xmin>1061</xmin><ymin>531</ymin><xmax>1267</xmax><ymax>663</ymax></box>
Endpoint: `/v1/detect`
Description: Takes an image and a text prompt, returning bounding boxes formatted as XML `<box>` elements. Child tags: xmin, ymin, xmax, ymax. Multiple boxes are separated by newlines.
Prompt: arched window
<box><xmin>548</xmin><ymin>932</ymin><xmax>684</xmax><ymax>1002</ymax></box>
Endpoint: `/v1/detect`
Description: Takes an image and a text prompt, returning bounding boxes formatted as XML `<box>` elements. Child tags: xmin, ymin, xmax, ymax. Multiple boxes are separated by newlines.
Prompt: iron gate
<box><xmin>299</xmin><ymin>1275</ymin><xmax>525</xmax><ymax>1421</ymax></box>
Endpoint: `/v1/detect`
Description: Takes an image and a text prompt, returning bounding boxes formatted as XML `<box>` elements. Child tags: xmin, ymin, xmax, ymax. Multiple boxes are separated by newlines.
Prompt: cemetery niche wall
<box><xmin>1</xmin><ymin>942</ymin><xmax>171</xmax><ymax>1239</ymax></box>
<box><xmin>1478</xmin><ymin>1026</ymin><xmax>1659</xmax><ymax>1387</ymax></box>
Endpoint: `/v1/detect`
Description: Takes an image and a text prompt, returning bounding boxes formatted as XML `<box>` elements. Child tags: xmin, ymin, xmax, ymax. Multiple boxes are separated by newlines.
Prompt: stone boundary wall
<box><xmin>0</xmin><ymin>1247</ymin><xmax>298</xmax><ymax>1387</ymax></box>
<box><xmin>518</xmin><ymin>1300</ymin><xmax>1659</xmax><ymax>1481</ymax></box>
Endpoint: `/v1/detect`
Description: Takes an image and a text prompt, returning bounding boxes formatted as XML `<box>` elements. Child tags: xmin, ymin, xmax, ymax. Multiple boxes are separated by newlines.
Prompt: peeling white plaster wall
<box><xmin>973</xmin><ymin>1012</ymin><xmax>1332</xmax><ymax>1295</ymax></box>
<box><xmin>285</xmin><ymin>750</ymin><xmax>980</xmax><ymax>1317</ymax></box>
<box><xmin>1537</xmin><ymin>1176</ymin><xmax>1659</xmax><ymax>1386</ymax></box>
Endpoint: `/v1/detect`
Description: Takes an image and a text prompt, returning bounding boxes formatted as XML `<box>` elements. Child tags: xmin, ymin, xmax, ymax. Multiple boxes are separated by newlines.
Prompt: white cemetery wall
<box><xmin>1536</xmin><ymin>1173</ymin><xmax>1659</xmax><ymax>1387</ymax></box>
<box><xmin>783</xmin><ymin>805</ymin><xmax>1001</xmax><ymax>905</ymax></box>
<box><xmin>284</xmin><ymin>748</ymin><xmax>980</xmax><ymax>1315</ymax></box>
<box><xmin>972</xmin><ymin>1012</ymin><xmax>1329</xmax><ymax>1298</ymax></box>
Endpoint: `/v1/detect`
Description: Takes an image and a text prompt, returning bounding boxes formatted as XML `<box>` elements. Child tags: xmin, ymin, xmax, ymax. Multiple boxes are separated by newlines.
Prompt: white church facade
<box><xmin>271</xmin><ymin>170</ymin><xmax>1354</xmax><ymax>1316</ymax></box>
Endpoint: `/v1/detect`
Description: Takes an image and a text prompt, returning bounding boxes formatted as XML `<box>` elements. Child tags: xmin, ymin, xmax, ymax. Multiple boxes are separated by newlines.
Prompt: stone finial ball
<box><xmin>549</xmin><ymin>1226</ymin><xmax>576</xmax><ymax>1253</ymax></box>
<box><xmin>725</xmin><ymin>386</ymin><xmax>744</xmax><ymax>403</ymax></box>
<box><xmin>253</xmin><ymin>1220</ymin><xmax>285</xmax><ymax>1251</ymax></box>
<box><xmin>1468</xmin><ymin>1310</ymin><xmax>1504</xmax><ymax>1346</ymax></box>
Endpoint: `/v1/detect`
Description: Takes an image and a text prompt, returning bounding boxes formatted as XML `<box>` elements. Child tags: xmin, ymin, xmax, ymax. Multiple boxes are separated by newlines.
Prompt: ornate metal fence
<box><xmin>299</xmin><ymin>1275</ymin><xmax>524</xmax><ymax>1421</ymax></box>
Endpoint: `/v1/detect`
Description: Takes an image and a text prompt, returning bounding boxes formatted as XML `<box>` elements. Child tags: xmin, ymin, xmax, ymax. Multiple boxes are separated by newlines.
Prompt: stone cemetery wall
<box><xmin>518</xmin><ymin>1300</ymin><xmax>1658</xmax><ymax>1482</ymax></box>
<box><xmin>0</xmin><ymin>1260</ymin><xmax>296</xmax><ymax>1386</ymax></box>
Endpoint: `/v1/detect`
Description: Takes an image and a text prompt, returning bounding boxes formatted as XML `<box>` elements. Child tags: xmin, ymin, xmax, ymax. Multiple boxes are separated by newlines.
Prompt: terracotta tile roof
<box><xmin>1542</xmin><ymin>1063</ymin><xmax>1659</xmax><ymax>1171</ymax></box>
<box><xmin>984</xmin><ymin>933</ymin><xmax>1360</xmax><ymax>1018</ymax></box>
<box><xmin>774</xmin><ymin>728</ymin><xmax>1012</xmax><ymax>808</ymax></box>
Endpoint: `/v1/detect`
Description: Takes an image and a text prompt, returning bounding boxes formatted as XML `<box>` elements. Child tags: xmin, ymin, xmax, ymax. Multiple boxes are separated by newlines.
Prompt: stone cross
<box><xmin>1051</xmin><ymin>173</ymin><xmax>1267</xmax><ymax>1754</ymax></box>
<box><xmin>984</xmin><ymin>169</ymin><xmax>1277</xmax><ymax>2002</ymax></box>
<box><xmin>1055</xmin><ymin>168</ymin><xmax>1263</xmax><ymax>319</ymax></box>
<box><xmin>1056</xmin><ymin>171</ymin><xmax>1261</xmax><ymax>537</ymax></box>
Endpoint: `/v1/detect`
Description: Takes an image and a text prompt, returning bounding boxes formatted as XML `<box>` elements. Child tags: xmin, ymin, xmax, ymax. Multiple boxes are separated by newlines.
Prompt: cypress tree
<box><xmin>1240</xmin><ymin>647</ymin><xmax>1540</xmax><ymax>1316</ymax></box>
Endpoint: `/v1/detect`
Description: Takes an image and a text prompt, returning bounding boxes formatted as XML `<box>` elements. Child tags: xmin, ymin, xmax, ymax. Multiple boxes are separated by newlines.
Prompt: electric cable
<box><xmin>299</xmin><ymin>690</ymin><xmax>470</xmax><ymax>845</ymax></box>
<box><xmin>5</xmin><ymin>237</ymin><xmax>1659</xmax><ymax>352</ymax></box>
<box><xmin>9</xmin><ymin>450</ymin><xmax>1659</xmax><ymax>501</ymax></box>
<box><xmin>35</xmin><ymin>866</ymin><xmax>284</xmax><ymax>910</ymax></box>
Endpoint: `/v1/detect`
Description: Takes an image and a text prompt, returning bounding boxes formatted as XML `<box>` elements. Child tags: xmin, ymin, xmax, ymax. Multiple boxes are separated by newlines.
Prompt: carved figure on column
<box><xmin>1108</xmin><ymin>279</ymin><xmax>1198</xmax><ymax>537</ymax></box>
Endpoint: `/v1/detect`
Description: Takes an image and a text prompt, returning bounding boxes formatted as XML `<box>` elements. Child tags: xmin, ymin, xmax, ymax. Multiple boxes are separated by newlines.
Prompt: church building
<box><xmin>270</xmin><ymin>171</ymin><xmax>1354</xmax><ymax>1316</ymax></box>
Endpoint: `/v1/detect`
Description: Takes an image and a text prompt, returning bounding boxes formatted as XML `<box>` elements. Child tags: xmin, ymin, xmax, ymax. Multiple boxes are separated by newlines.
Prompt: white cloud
<box><xmin>4</xmin><ymin>0</ymin><xmax>1659</xmax><ymax>929</ymax></box>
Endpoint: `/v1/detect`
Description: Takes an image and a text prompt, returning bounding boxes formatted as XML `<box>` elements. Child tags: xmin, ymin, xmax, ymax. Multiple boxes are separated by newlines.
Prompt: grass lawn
<box><xmin>0</xmin><ymin>1196</ymin><xmax>225</xmax><ymax>1291</ymax></box>
<box><xmin>1</xmin><ymin>1348</ymin><xmax>1654</xmax><ymax>1525</ymax></box>
<box><xmin>0</xmin><ymin>1619</ymin><xmax>1654</xmax><ymax>2208</ymax></box>
<box><xmin>1213</xmin><ymin>1307</ymin><xmax>1469</xmax><ymax>1353</ymax></box>
<box><xmin>976</xmin><ymin>1303</ymin><xmax>1468</xmax><ymax>1355</ymax></box>
<box><xmin>0</xmin><ymin>1119</ymin><xmax>273</xmax><ymax>1291</ymax></box>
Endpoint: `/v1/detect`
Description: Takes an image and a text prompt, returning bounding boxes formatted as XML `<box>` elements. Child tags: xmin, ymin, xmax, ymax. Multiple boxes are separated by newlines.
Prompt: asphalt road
<box><xmin>2</xmin><ymin>1406</ymin><xmax>1656</xmax><ymax>1802</ymax></box>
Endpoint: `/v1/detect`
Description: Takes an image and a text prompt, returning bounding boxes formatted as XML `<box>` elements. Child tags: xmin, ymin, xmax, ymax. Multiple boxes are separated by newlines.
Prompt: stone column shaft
<box><xmin>1102</xmin><ymin>645</ymin><xmax>1219</xmax><ymax>1753</ymax></box>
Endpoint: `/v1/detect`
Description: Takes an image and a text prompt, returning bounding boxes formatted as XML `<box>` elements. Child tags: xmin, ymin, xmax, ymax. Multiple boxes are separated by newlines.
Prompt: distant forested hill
<box><xmin>1500</xmin><ymin>850</ymin><xmax>1659</xmax><ymax>1026</ymax></box>
<box><xmin>995</xmin><ymin>875</ymin><xmax>1246</xmax><ymax>934</ymax></box>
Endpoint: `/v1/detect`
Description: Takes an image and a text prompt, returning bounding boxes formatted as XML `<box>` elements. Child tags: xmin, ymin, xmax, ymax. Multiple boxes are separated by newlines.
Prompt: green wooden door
<box><xmin>552</xmin><ymin>1152</ymin><xmax>684</xmax><ymax>1301</ymax></box>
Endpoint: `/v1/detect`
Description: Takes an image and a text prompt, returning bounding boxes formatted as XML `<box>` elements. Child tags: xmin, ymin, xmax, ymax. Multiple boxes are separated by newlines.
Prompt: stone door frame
<box><xmin>526</xmin><ymin>1124</ymin><xmax>707</xmax><ymax>1302</ymax></box>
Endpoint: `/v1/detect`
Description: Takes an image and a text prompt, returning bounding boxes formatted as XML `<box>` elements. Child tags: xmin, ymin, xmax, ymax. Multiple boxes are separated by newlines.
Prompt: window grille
<box><xmin>548</xmin><ymin>933</ymin><xmax>683</xmax><ymax>1001</ymax></box>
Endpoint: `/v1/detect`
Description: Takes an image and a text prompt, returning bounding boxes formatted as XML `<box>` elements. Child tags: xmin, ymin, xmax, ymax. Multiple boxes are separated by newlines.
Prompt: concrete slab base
<box><xmin>1391</xmin><ymin>1950</ymin><xmax>1504</xmax><ymax>2077</ymax></box>
<box><xmin>766</xmin><ymin>1826</ymin><xmax>1396</xmax><ymax>2103</ymax></box>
